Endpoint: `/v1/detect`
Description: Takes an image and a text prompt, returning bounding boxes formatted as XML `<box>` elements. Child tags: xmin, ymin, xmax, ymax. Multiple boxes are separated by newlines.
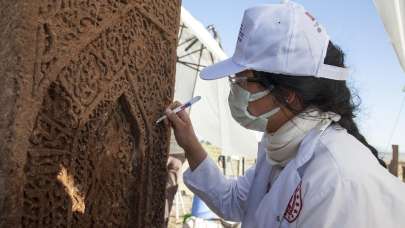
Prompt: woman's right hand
<box><xmin>165</xmin><ymin>101</ymin><xmax>199</xmax><ymax>150</ymax></box>
<box><xmin>165</xmin><ymin>101</ymin><xmax>207</xmax><ymax>170</ymax></box>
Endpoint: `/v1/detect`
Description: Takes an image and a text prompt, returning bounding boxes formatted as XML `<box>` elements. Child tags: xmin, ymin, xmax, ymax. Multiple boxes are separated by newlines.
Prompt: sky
<box><xmin>182</xmin><ymin>0</ymin><xmax>405</xmax><ymax>155</ymax></box>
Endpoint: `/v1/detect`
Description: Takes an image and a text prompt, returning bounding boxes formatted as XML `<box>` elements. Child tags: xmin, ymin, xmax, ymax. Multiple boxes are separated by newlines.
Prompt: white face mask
<box><xmin>228</xmin><ymin>84</ymin><xmax>280</xmax><ymax>132</ymax></box>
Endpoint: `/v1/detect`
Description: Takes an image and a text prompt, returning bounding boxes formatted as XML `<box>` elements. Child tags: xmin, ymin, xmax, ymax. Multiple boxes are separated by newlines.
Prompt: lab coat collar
<box><xmin>294</xmin><ymin>128</ymin><xmax>324</xmax><ymax>174</ymax></box>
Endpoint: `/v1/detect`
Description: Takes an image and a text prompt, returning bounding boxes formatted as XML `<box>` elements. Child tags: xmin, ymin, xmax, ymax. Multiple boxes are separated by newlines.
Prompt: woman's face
<box><xmin>234</xmin><ymin>70</ymin><xmax>297</xmax><ymax>133</ymax></box>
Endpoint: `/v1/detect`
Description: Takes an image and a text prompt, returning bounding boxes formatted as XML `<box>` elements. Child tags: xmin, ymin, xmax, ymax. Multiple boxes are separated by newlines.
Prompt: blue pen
<box><xmin>155</xmin><ymin>96</ymin><xmax>201</xmax><ymax>124</ymax></box>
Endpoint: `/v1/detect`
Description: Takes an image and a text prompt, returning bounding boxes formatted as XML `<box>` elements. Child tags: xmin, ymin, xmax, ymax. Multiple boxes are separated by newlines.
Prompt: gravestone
<box><xmin>0</xmin><ymin>0</ymin><xmax>181</xmax><ymax>227</ymax></box>
<box><xmin>389</xmin><ymin>145</ymin><xmax>399</xmax><ymax>177</ymax></box>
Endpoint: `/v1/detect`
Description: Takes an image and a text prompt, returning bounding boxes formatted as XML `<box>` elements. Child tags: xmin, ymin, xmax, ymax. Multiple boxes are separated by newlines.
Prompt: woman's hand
<box><xmin>165</xmin><ymin>101</ymin><xmax>207</xmax><ymax>170</ymax></box>
<box><xmin>165</xmin><ymin>101</ymin><xmax>198</xmax><ymax>150</ymax></box>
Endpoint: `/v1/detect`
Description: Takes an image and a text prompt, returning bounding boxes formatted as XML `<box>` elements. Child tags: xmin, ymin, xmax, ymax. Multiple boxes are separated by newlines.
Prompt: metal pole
<box><xmin>218</xmin><ymin>155</ymin><xmax>226</xmax><ymax>176</ymax></box>
<box><xmin>237</xmin><ymin>158</ymin><xmax>240</xmax><ymax>176</ymax></box>
<box><xmin>384</xmin><ymin>86</ymin><xmax>405</xmax><ymax>152</ymax></box>
<box><xmin>242</xmin><ymin>157</ymin><xmax>245</xmax><ymax>175</ymax></box>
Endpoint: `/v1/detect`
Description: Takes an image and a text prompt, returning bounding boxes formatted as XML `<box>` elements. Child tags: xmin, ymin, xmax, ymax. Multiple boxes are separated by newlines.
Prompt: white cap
<box><xmin>200</xmin><ymin>1</ymin><xmax>349</xmax><ymax>81</ymax></box>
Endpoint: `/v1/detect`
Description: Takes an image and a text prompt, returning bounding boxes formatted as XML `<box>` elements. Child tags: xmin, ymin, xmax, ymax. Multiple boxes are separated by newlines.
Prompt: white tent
<box><xmin>173</xmin><ymin>7</ymin><xmax>258</xmax><ymax>158</ymax></box>
<box><xmin>374</xmin><ymin>0</ymin><xmax>405</xmax><ymax>73</ymax></box>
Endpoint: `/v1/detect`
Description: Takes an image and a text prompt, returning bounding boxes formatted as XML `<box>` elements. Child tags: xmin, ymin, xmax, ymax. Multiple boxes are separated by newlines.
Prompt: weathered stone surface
<box><xmin>0</xmin><ymin>0</ymin><xmax>181</xmax><ymax>227</ymax></box>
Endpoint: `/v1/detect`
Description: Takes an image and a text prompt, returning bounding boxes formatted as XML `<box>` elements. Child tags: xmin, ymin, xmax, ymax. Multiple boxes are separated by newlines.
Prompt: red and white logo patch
<box><xmin>283</xmin><ymin>181</ymin><xmax>303</xmax><ymax>223</ymax></box>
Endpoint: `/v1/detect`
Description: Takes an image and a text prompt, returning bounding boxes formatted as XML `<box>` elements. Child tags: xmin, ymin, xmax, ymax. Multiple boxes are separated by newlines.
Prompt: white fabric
<box><xmin>177</xmin><ymin>7</ymin><xmax>259</xmax><ymax>157</ymax></box>
<box><xmin>265</xmin><ymin>109</ymin><xmax>340</xmax><ymax>167</ymax></box>
<box><xmin>374</xmin><ymin>0</ymin><xmax>405</xmax><ymax>73</ymax></box>
<box><xmin>183</xmin><ymin>124</ymin><xmax>405</xmax><ymax>228</ymax></box>
<box><xmin>200</xmin><ymin>1</ymin><xmax>350</xmax><ymax>81</ymax></box>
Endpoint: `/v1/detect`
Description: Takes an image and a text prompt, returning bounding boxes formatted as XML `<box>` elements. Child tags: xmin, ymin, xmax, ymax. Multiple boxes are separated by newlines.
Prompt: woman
<box><xmin>165</xmin><ymin>1</ymin><xmax>405</xmax><ymax>227</ymax></box>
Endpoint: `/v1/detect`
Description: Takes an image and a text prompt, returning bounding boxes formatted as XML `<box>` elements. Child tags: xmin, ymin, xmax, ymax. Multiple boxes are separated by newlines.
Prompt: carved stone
<box><xmin>0</xmin><ymin>0</ymin><xmax>181</xmax><ymax>227</ymax></box>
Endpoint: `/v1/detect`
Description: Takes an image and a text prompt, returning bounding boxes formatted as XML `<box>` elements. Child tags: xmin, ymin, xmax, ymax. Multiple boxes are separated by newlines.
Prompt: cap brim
<box><xmin>200</xmin><ymin>58</ymin><xmax>247</xmax><ymax>80</ymax></box>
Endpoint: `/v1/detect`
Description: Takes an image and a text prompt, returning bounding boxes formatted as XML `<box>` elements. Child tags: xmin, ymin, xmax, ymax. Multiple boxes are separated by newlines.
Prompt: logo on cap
<box><xmin>305</xmin><ymin>12</ymin><xmax>322</xmax><ymax>33</ymax></box>
<box><xmin>305</xmin><ymin>12</ymin><xmax>315</xmax><ymax>21</ymax></box>
<box><xmin>238</xmin><ymin>24</ymin><xmax>246</xmax><ymax>43</ymax></box>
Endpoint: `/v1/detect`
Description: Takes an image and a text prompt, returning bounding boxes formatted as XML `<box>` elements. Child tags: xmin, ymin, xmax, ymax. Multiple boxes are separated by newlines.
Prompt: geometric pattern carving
<box><xmin>0</xmin><ymin>0</ymin><xmax>180</xmax><ymax>227</ymax></box>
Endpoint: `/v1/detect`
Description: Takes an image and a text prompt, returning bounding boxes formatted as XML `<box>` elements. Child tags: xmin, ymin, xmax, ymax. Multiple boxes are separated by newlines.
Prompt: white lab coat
<box><xmin>184</xmin><ymin>124</ymin><xmax>405</xmax><ymax>228</ymax></box>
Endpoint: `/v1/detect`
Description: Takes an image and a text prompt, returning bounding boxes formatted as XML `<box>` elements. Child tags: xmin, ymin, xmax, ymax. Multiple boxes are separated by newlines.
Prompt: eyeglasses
<box><xmin>228</xmin><ymin>76</ymin><xmax>275</xmax><ymax>91</ymax></box>
<box><xmin>228</xmin><ymin>76</ymin><xmax>249</xmax><ymax>86</ymax></box>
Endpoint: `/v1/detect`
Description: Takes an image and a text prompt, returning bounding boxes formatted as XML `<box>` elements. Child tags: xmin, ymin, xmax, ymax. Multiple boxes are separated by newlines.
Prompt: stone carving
<box><xmin>0</xmin><ymin>0</ymin><xmax>180</xmax><ymax>227</ymax></box>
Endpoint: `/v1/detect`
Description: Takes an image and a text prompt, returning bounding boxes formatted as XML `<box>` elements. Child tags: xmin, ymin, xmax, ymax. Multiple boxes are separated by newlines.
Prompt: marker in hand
<box><xmin>156</xmin><ymin>96</ymin><xmax>202</xmax><ymax>125</ymax></box>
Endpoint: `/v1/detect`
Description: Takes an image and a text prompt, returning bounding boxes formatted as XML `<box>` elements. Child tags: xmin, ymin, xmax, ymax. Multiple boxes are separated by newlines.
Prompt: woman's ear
<box><xmin>285</xmin><ymin>90</ymin><xmax>295</xmax><ymax>104</ymax></box>
<box><xmin>285</xmin><ymin>91</ymin><xmax>303</xmax><ymax>110</ymax></box>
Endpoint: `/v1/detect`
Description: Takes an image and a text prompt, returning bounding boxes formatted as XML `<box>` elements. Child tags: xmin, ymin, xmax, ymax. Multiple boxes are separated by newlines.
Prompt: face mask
<box><xmin>228</xmin><ymin>84</ymin><xmax>280</xmax><ymax>132</ymax></box>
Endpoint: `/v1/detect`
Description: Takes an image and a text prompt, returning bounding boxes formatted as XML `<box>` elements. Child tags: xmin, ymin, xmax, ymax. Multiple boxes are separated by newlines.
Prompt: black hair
<box><xmin>254</xmin><ymin>42</ymin><xmax>387</xmax><ymax>168</ymax></box>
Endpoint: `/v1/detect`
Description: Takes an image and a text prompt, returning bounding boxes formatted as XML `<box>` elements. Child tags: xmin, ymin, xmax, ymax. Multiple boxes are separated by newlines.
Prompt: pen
<box><xmin>155</xmin><ymin>96</ymin><xmax>202</xmax><ymax>124</ymax></box>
